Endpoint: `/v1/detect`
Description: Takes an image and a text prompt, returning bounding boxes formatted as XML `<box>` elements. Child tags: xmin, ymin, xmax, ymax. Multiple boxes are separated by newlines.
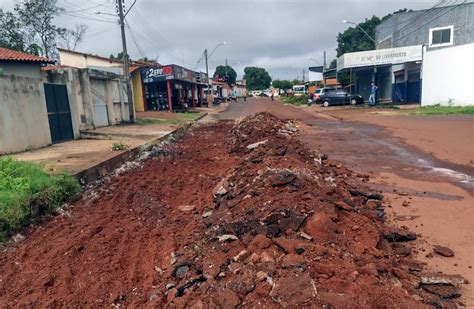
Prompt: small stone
<box><xmin>212</xmin><ymin>178</ymin><xmax>229</xmax><ymax>197</ymax></box>
<box><xmin>202</xmin><ymin>211</ymin><xmax>213</xmax><ymax>218</ymax></box>
<box><xmin>215</xmin><ymin>289</ymin><xmax>241</xmax><ymax>308</ymax></box>
<box><xmin>248</xmin><ymin>234</ymin><xmax>272</xmax><ymax>252</ymax></box>
<box><xmin>218</xmin><ymin>234</ymin><xmax>238</xmax><ymax>243</ymax></box>
<box><xmin>270</xmin><ymin>273</ymin><xmax>317</xmax><ymax>307</ymax></box>
<box><xmin>173</xmin><ymin>265</ymin><xmax>190</xmax><ymax>279</ymax></box>
<box><xmin>166</xmin><ymin>283</ymin><xmax>176</xmax><ymax>290</ymax></box>
<box><xmin>335</xmin><ymin>201</ymin><xmax>352</xmax><ymax>211</ymax></box>
<box><xmin>246</xmin><ymin>140</ymin><xmax>268</xmax><ymax>150</ymax></box>
<box><xmin>154</xmin><ymin>266</ymin><xmax>164</xmax><ymax>275</ymax></box>
<box><xmin>178</xmin><ymin>205</ymin><xmax>195</xmax><ymax>212</ymax></box>
<box><xmin>421</xmin><ymin>273</ymin><xmax>468</xmax><ymax>286</ymax></box>
<box><xmin>351</xmin><ymin>225</ymin><xmax>361</xmax><ymax>231</ymax></box>
<box><xmin>233</xmin><ymin>250</ymin><xmax>250</xmax><ymax>262</ymax></box>
<box><xmin>148</xmin><ymin>289</ymin><xmax>161</xmax><ymax>301</ymax></box>
<box><xmin>421</xmin><ymin>284</ymin><xmax>461</xmax><ymax>299</ymax></box>
<box><xmin>249</xmin><ymin>253</ymin><xmax>261</xmax><ymax>264</ymax></box>
<box><xmin>12</xmin><ymin>233</ymin><xmax>25</xmax><ymax>243</ymax></box>
<box><xmin>281</xmin><ymin>254</ymin><xmax>306</xmax><ymax>268</ymax></box>
<box><xmin>402</xmin><ymin>201</ymin><xmax>410</xmax><ymax>207</ymax></box>
<box><xmin>260</xmin><ymin>251</ymin><xmax>275</xmax><ymax>263</ymax></box>
<box><xmin>433</xmin><ymin>245</ymin><xmax>455</xmax><ymax>257</ymax></box>
<box><xmin>412</xmin><ymin>294</ymin><xmax>423</xmax><ymax>302</ymax></box>
<box><xmin>383</xmin><ymin>228</ymin><xmax>417</xmax><ymax>242</ymax></box>
<box><xmin>256</xmin><ymin>271</ymin><xmax>268</xmax><ymax>281</ymax></box>
<box><xmin>299</xmin><ymin>232</ymin><xmax>313</xmax><ymax>240</ymax></box>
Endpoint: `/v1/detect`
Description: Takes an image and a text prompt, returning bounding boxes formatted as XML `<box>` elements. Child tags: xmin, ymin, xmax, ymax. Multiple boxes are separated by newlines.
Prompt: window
<box><xmin>429</xmin><ymin>26</ymin><xmax>454</xmax><ymax>47</ymax></box>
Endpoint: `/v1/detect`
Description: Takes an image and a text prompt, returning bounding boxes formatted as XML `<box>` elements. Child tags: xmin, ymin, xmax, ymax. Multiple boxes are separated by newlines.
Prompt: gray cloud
<box><xmin>2</xmin><ymin>0</ymin><xmax>435</xmax><ymax>79</ymax></box>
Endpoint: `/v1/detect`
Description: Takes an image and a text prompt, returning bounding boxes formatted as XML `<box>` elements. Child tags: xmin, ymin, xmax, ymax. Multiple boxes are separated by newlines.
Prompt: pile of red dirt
<box><xmin>0</xmin><ymin>113</ymin><xmax>468</xmax><ymax>307</ymax></box>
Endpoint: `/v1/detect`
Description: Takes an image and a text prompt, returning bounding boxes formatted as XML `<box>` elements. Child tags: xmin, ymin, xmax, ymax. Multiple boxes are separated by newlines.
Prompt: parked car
<box><xmin>319</xmin><ymin>89</ymin><xmax>364</xmax><ymax>107</ymax></box>
<box><xmin>313</xmin><ymin>88</ymin><xmax>325</xmax><ymax>103</ymax></box>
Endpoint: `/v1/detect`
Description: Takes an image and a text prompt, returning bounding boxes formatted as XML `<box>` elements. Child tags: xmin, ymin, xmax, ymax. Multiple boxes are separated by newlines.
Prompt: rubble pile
<box><xmin>160</xmin><ymin>113</ymin><xmax>467</xmax><ymax>308</ymax></box>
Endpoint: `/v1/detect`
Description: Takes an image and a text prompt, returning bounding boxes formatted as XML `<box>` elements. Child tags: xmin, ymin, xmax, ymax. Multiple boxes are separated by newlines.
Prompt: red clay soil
<box><xmin>0</xmin><ymin>113</ymin><xmax>468</xmax><ymax>307</ymax></box>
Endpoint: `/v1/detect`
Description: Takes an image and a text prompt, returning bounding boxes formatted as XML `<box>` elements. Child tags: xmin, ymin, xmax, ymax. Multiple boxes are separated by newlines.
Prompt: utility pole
<box><xmin>204</xmin><ymin>49</ymin><xmax>211</xmax><ymax>106</ymax></box>
<box><xmin>117</xmin><ymin>0</ymin><xmax>135</xmax><ymax>123</ymax></box>
<box><xmin>225</xmin><ymin>58</ymin><xmax>228</xmax><ymax>83</ymax></box>
<box><xmin>302</xmin><ymin>69</ymin><xmax>305</xmax><ymax>82</ymax></box>
<box><xmin>323</xmin><ymin>50</ymin><xmax>327</xmax><ymax>86</ymax></box>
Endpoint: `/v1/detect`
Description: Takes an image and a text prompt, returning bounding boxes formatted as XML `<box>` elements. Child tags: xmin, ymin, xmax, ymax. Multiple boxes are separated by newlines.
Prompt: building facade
<box><xmin>337</xmin><ymin>2</ymin><xmax>474</xmax><ymax>105</ymax></box>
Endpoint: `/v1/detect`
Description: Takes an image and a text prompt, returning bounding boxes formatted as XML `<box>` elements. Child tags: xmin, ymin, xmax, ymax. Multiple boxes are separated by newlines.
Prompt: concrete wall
<box><xmin>0</xmin><ymin>75</ymin><xmax>51</xmax><ymax>154</ymax></box>
<box><xmin>422</xmin><ymin>43</ymin><xmax>474</xmax><ymax>106</ymax></box>
<box><xmin>376</xmin><ymin>3</ymin><xmax>474</xmax><ymax>49</ymax></box>
<box><xmin>59</xmin><ymin>50</ymin><xmax>122</xmax><ymax>70</ymax></box>
<box><xmin>0</xmin><ymin>62</ymin><xmax>43</xmax><ymax>78</ymax></box>
<box><xmin>132</xmin><ymin>71</ymin><xmax>145</xmax><ymax>112</ymax></box>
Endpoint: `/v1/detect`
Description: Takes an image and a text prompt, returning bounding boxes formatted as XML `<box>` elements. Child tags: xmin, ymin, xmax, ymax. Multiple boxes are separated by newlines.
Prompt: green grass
<box><xmin>0</xmin><ymin>158</ymin><xmax>81</xmax><ymax>241</ymax></box>
<box><xmin>136</xmin><ymin>112</ymin><xmax>201</xmax><ymax>125</ymax></box>
<box><xmin>280</xmin><ymin>95</ymin><xmax>309</xmax><ymax>106</ymax></box>
<box><xmin>407</xmin><ymin>105</ymin><xmax>474</xmax><ymax>115</ymax></box>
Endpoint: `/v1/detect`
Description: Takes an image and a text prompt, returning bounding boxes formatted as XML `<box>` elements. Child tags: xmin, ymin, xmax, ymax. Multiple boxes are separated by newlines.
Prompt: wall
<box><xmin>132</xmin><ymin>71</ymin><xmax>145</xmax><ymax>112</ymax></box>
<box><xmin>0</xmin><ymin>75</ymin><xmax>51</xmax><ymax>154</ymax></box>
<box><xmin>59</xmin><ymin>50</ymin><xmax>122</xmax><ymax>70</ymax></box>
<box><xmin>0</xmin><ymin>62</ymin><xmax>43</xmax><ymax>78</ymax></box>
<box><xmin>376</xmin><ymin>3</ymin><xmax>474</xmax><ymax>49</ymax></box>
<box><xmin>422</xmin><ymin>43</ymin><xmax>474</xmax><ymax>106</ymax></box>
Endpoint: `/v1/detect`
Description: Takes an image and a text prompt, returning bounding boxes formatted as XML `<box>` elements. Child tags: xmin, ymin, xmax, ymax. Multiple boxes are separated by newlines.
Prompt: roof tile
<box><xmin>0</xmin><ymin>47</ymin><xmax>54</xmax><ymax>63</ymax></box>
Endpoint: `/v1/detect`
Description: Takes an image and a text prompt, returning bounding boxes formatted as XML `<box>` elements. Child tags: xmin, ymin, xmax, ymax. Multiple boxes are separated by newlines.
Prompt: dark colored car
<box><xmin>319</xmin><ymin>88</ymin><xmax>364</xmax><ymax>107</ymax></box>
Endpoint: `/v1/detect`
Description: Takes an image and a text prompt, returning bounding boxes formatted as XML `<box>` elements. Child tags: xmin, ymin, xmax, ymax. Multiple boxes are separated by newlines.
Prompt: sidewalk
<box><xmin>7</xmin><ymin>109</ymin><xmax>211</xmax><ymax>182</ymax></box>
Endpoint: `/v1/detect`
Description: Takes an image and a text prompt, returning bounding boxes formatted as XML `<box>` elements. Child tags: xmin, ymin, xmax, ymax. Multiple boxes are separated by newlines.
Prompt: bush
<box><xmin>0</xmin><ymin>158</ymin><xmax>81</xmax><ymax>241</ymax></box>
<box><xmin>280</xmin><ymin>95</ymin><xmax>309</xmax><ymax>106</ymax></box>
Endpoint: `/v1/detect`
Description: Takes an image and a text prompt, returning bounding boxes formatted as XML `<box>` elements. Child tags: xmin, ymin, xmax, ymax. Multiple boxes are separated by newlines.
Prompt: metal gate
<box><xmin>44</xmin><ymin>83</ymin><xmax>74</xmax><ymax>144</ymax></box>
<box><xmin>91</xmin><ymin>79</ymin><xmax>110</xmax><ymax>127</ymax></box>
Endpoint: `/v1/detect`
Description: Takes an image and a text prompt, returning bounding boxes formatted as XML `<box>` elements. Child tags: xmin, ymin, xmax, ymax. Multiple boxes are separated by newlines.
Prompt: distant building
<box><xmin>0</xmin><ymin>47</ymin><xmax>54</xmax><ymax>78</ymax></box>
<box><xmin>337</xmin><ymin>2</ymin><xmax>474</xmax><ymax>106</ymax></box>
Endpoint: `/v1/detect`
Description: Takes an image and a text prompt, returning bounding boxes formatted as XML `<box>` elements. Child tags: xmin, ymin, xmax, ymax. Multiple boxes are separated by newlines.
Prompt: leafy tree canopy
<box><xmin>214</xmin><ymin>65</ymin><xmax>237</xmax><ymax>86</ymax></box>
<box><xmin>243</xmin><ymin>67</ymin><xmax>272</xmax><ymax>91</ymax></box>
<box><xmin>272</xmin><ymin>80</ymin><xmax>293</xmax><ymax>91</ymax></box>
<box><xmin>0</xmin><ymin>0</ymin><xmax>87</xmax><ymax>58</ymax></box>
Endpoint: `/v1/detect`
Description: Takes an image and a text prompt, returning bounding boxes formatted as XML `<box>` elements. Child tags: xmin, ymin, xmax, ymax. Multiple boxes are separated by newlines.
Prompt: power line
<box><xmin>125</xmin><ymin>22</ymin><xmax>145</xmax><ymax>58</ymax></box>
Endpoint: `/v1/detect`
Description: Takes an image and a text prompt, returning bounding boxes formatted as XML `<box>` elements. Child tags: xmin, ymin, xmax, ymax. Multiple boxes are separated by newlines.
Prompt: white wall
<box><xmin>0</xmin><ymin>75</ymin><xmax>51</xmax><ymax>154</ymax></box>
<box><xmin>422</xmin><ymin>44</ymin><xmax>474</xmax><ymax>106</ymax></box>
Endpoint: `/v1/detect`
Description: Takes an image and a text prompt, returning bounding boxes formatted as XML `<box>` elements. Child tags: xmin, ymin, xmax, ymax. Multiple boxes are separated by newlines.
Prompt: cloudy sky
<box><xmin>1</xmin><ymin>0</ymin><xmax>437</xmax><ymax>79</ymax></box>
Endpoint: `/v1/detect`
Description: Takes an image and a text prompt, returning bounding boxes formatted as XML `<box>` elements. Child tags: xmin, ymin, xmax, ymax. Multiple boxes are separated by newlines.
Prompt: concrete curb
<box><xmin>73</xmin><ymin>112</ymin><xmax>208</xmax><ymax>185</ymax></box>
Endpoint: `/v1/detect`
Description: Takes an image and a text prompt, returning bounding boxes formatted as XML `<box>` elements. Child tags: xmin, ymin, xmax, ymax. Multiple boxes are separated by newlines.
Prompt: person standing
<box><xmin>271</xmin><ymin>92</ymin><xmax>274</xmax><ymax>101</ymax></box>
<box><xmin>369</xmin><ymin>82</ymin><xmax>378</xmax><ymax>106</ymax></box>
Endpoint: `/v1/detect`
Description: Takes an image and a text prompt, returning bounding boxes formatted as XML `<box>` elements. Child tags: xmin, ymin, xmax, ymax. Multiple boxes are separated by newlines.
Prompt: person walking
<box><xmin>271</xmin><ymin>92</ymin><xmax>274</xmax><ymax>101</ymax></box>
<box><xmin>369</xmin><ymin>82</ymin><xmax>378</xmax><ymax>106</ymax></box>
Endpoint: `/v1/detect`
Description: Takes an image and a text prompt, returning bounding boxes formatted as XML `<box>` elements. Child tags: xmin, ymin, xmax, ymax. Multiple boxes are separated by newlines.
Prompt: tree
<box><xmin>60</xmin><ymin>24</ymin><xmax>87</xmax><ymax>51</ymax></box>
<box><xmin>0</xmin><ymin>9</ymin><xmax>26</xmax><ymax>51</ymax></box>
<box><xmin>214</xmin><ymin>65</ymin><xmax>237</xmax><ymax>86</ymax></box>
<box><xmin>14</xmin><ymin>0</ymin><xmax>65</xmax><ymax>58</ymax></box>
<box><xmin>243</xmin><ymin>67</ymin><xmax>272</xmax><ymax>91</ymax></box>
<box><xmin>137</xmin><ymin>57</ymin><xmax>158</xmax><ymax>63</ymax></box>
<box><xmin>272</xmin><ymin>80</ymin><xmax>293</xmax><ymax>95</ymax></box>
<box><xmin>110</xmin><ymin>52</ymin><xmax>130</xmax><ymax>62</ymax></box>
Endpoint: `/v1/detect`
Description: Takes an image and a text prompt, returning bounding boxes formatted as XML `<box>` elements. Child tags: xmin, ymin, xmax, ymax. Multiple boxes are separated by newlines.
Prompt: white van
<box><xmin>292</xmin><ymin>85</ymin><xmax>307</xmax><ymax>97</ymax></box>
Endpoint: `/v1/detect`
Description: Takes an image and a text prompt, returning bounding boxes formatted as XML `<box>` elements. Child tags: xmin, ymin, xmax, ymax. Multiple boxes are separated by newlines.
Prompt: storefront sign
<box><xmin>142</xmin><ymin>66</ymin><xmax>174</xmax><ymax>83</ymax></box>
<box><xmin>337</xmin><ymin>45</ymin><xmax>423</xmax><ymax>71</ymax></box>
<box><xmin>142</xmin><ymin>65</ymin><xmax>208</xmax><ymax>84</ymax></box>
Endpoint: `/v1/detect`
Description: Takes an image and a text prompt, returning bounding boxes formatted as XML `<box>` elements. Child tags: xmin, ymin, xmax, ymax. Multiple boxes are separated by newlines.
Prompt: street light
<box><xmin>342</xmin><ymin>20</ymin><xmax>377</xmax><ymax>44</ymax></box>
<box><xmin>204</xmin><ymin>42</ymin><xmax>226</xmax><ymax>106</ymax></box>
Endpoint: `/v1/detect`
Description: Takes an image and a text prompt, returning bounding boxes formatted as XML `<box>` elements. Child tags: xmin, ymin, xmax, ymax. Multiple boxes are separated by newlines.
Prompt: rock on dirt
<box><xmin>433</xmin><ymin>245</ymin><xmax>455</xmax><ymax>257</ymax></box>
<box><xmin>270</xmin><ymin>273</ymin><xmax>317</xmax><ymax>307</ymax></box>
